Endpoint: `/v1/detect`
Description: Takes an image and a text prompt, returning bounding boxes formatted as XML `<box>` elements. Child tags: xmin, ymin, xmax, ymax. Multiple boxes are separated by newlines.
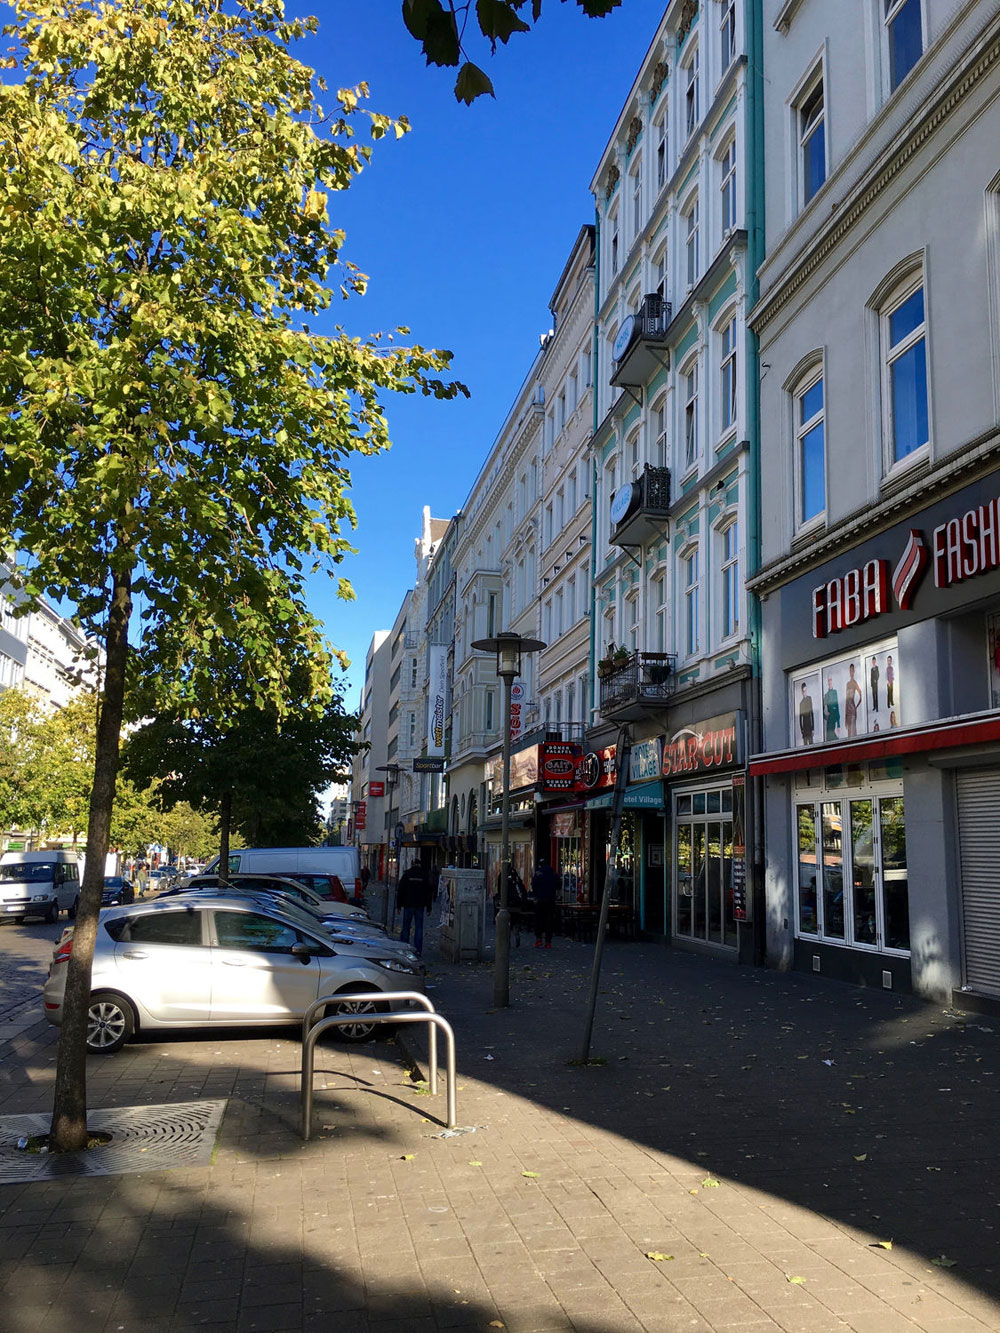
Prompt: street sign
<box><xmin>369</xmin><ymin>781</ymin><xmax>385</xmax><ymax>797</ymax></box>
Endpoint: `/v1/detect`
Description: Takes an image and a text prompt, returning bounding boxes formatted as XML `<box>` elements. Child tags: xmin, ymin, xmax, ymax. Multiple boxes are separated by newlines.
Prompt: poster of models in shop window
<box><xmin>790</xmin><ymin>639</ymin><xmax>900</xmax><ymax>747</ymax></box>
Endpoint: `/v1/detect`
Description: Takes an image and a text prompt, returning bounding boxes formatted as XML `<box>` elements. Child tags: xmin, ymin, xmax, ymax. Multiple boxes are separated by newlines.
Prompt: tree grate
<box><xmin>0</xmin><ymin>1100</ymin><xmax>227</xmax><ymax>1183</ymax></box>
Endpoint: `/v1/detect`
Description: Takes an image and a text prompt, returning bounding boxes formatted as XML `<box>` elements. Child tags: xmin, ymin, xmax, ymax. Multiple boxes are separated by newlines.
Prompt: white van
<box><xmin>0</xmin><ymin>850</ymin><xmax>82</xmax><ymax>923</ymax></box>
<box><xmin>201</xmin><ymin>846</ymin><xmax>363</xmax><ymax>901</ymax></box>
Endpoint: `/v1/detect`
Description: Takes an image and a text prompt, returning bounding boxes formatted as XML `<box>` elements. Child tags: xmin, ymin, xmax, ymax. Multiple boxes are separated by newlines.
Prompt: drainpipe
<box><xmin>589</xmin><ymin>211</ymin><xmax>601</xmax><ymax>718</ymax></box>
<box><xmin>744</xmin><ymin>0</ymin><xmax>767</xmax><ymax>965</ymax></box>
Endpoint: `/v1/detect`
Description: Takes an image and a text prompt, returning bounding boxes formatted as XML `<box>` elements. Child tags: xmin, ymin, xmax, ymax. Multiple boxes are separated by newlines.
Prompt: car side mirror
<box><xmin>291</xmin><ymin>941</ymin><xmax>333</xmax><ymax>963</ymax></box>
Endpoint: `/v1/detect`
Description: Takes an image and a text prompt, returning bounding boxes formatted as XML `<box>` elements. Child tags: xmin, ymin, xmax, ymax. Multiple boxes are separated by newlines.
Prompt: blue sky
<box><xmin>295</xmin><ymin>2</ymin><xmax>667</xmax><ymax>710</ymax></box>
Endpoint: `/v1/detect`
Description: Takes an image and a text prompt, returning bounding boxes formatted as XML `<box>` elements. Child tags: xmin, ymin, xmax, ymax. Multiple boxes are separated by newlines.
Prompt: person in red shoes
<box><xmin>531</xmin><ymin>857</ymin><xmax>559</xmax><ymax>949</ymax></box>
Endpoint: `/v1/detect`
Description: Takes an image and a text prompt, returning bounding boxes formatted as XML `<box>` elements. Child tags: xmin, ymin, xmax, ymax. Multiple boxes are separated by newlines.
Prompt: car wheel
<box><xmin>328</xmin><ymin>987</ymin><xmax>388</xmax><ymax>1043</ymax></box>
<box><xmin>43</xmin><ymin>900</ymin><xmax>58</xmax><ymax>925</ymax></box>
<box><xmin>68</xmin><ymin>896</ymin><xmax>79</xmax><ymax>920</ymax></box>
<box><xmin>86</xmin><ymin>992</ymin><xmax>135</xmax><ymax>1054</ymax></box>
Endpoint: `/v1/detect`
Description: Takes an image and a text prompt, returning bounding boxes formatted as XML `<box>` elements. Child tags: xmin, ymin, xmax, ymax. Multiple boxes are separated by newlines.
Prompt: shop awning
<box><xmin>749</xmin><ymin>711</ymin><xmax>1000</xmax><ymax>778</ymax></box>
<box><xmin>586</xmin><ymin>783</ymin><xmax>665</xmax><ymax>811</ymax></box>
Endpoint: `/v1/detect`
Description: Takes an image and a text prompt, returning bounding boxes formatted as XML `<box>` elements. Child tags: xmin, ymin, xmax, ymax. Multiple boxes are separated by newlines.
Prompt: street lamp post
<box><xmin>471</xmin><ymin>630</ymin><xmax>546</xmax><ymax>1008</ymax></box>
<box><xmin>375</xmin><ymin>763</ymin><xmax>401</xmax><ymax>929</ymax></box>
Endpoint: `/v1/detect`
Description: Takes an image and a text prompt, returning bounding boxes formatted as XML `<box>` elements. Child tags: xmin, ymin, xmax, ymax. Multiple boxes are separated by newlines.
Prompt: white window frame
<box><xmin>609</xmin><ymin>206</ymin><xmax>620</xmax><ymax>276</ymax></box>
<box><xmin>683</xmin><ymin>42</ymin><xmax>700</xmax><ymax>140</ymax></box>
<box><xmin>796</xmin><ymin>64</ymin><xmax>826</xmax><ymax>209</ymax></box>
<box><xmin>883</xmin><ymin>0</ymin><xmax>923</xmax><ymax>95</ymax></box>
<box><xmin>684</xmin><ymin>192</ymin><xmax>700</xmax><ymax>290</ymax></box>
<box><xmin>718</xmin><ymin>517</ymin><xmax>739</xmax><ymax>641</ymax></box>
<box><xmin>682</xmin><ymin>544</ymin><xmax>701</xmax><ymax>658</ymax></box>
<box><xmin>654</xmin><ymin>108</ymin><xmax>668</xmax><ymax>192</ymax></box>
<box><xmin>682</xmin><ymin>358</ymin><xmax>699</xmax><ymax>472</ymax></box>
<box><xmin>879</xmin><ymin>269</ymin><xmax>929</xmax><ymax>472</ymax></box>
<box><xmin>718</xmin><ymin>133</ymin><xmax>737</xmax><ymax>236</ymax></box>
<box><xmin>630</xmin><ymin>155</ymin><xmax>642</xmax><ymax>241</ymax></box>
<box><xmin>651</xmin><ymin>395</ymin><xmax>667</xmax><ymax>467</ymax></box>
<box><xmin>718</xmin><ymin>311</ymin><xmax>737</xmax><ymax>438</ymax></box>
<box><xmin>719</xmin><ymin>0</ymin><xmax>736</xmax><ymax>73</ymax></box>
<box><xmin>792</xmin><ymin>361</ymin><xmax>826</xmax><ymax>532</ymax></box>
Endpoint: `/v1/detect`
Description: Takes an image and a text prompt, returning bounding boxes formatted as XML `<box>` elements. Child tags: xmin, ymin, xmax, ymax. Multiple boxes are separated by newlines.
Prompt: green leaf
<box><xmin>932</xmin><ymin>1255</ymin><xmax>957</xmax><ymax>1268</ymax></box>
<box><xmin>786</xmin><ymin>1275</ymin><xmax>806</xmax><ymax>1285</ymax></box>
<box><xmin>455</xmin><ymin>61</ymin><xmax>495</xmax><ymax>103</ymax></box>
<box><xmin>522</xmin><ymin>1170</ymin><xmax>539</xmax><ymax>1178</ymax></box>
<box><xmin>476</xmin><ymin>0</ymin><xmax>531</xmax><ymax>46</ymax></box>
<box><xmin>422</xmin><ymin>6</ymin><xmax>461</xmax><ymax>65</ymax></box>
<box><xmin>645</xmin><ymin>1251</ymin><xmax>674</xmax><ymax>1262</ymax></box>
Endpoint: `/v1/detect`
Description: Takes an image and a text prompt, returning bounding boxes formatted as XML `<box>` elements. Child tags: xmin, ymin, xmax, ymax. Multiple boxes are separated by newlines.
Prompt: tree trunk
<box><xmin>219</xmin><ymin>789</ymin><xmax>231</xmax><ymax>886</ymax></box>
<box><xmin>49</xmin><ymin>568</ymin><xmax>132</xmax><ymax>1152</ymax></box>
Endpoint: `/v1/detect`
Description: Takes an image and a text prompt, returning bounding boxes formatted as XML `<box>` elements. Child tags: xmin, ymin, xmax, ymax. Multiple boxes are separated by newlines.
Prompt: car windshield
<box><xmin>0</xmin><ymin>863</ymin><xmax>56</xmax><ymax>882</ymax></box>
<box><xmin>104</xmin><ymin>877</ymin><xmax>125</xmax><ymax>888</ymax></box>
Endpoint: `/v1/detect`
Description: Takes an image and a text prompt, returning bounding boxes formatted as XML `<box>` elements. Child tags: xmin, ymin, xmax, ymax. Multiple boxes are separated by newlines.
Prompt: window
<box><xmin>408</xmin><ymin>712</ymin><xmax>417</xmax><ymax>746</ymax></box>
<box><xmin>796</xmin><ymin>373</ymin><xmax>825</xmax><ymax>524</ymax></box>
<box><xmin>569</xmin><ymin>369</ymin><xmax>578</xmax><ymax>413</ymax></box>
<box><xmin>630</xmin><ymin>158</ymin><xmax>642</xmax><ymax>239</ymax></box>
<box><xmin>610</xmin><ymin>208</ymin><xmax>620</xmax><ymax>275</ymax></box>
<box><xmin>685</xmin><ymin>194</ymin><xmax>699</xmax><ymax>288</ymax></box>
<box><xmin>125</xmin><ymin>911</ymin><xmax>203</xmax><ymax>946</ymax></box>
<box><xmin>885</xmin><ymin>0</ymin><xmax>922</xmax><ymax>92</ymax></box>
<box><xmin>684</xmin><ymin>44</ymin><xmax>700</xmax><ymax>139</ymax></box>
<box><xmin>720</xmin><ymin>0</ymin><xmax>736</xmax><ymax>70</ymax></box>
<box><xmin>683</xmin><ymin>362</ymin><xmax>699</xmax><ymax>469</ymax></box>
<box><xmin>626</xmin><ymin>589</ymin><xmax>639</xmax><ymax>651</ymax></box>
<box><xmin>654</xmin><ymin>110</ymin><xmax>668</xmax><ymax>191</ymax></box>
<box><xmin>566</xmin><ymin>574</ymin><xmax>576</xmax><ymax>623</ymax></box>
<box><xmin>719</xmin><ymin>136</ymin><xmax>737</xmax><ymax>234</ymax></box>
<box><xmin>567</xmin><ymin>468</ymin><xmax>577</xmax><ymax>515</ymax></box>
<box><xmin>487</xmin><ymin>591</ymin><xmax>498</xmax><ymax>637</ymax></box>
<box><xmin>544</xmin><ymin>502</ymin><xmax>553</xmax><ymax>548</ymax></box>
<box><xmin>651</xmin><ymin>571</ymin><xmax>668</xmax><ymax>651</ymax></box>
<box><xmin>720</xmin><ymin>521</ymin><xmax>739</xmax><ymax>638</ymax></box>
<box><xmin>582</xmin><ymin>346</ymin><xmax>592</xmax><ymax>387</ymax></box>
<box><xmin>683</xmin><ymin>548</ymin><xmax>700</xmax><ymax>656</ymax></box>
<box><xmin>558</xmin><ymin>389</ymin><xmax>566</xmax><ymax>430</ymax></box>
<box><xmin>652</xmin><ymin>247</ymin><xmax>667</xmax><ymax>303</ymax></box>
<box><xmin>883</xmin><ymin>280</ymin><xmax>928</xmax><ymax>464</ymax></box>
<box><xmin>627</xmin><ymin>428</ymin><xmax>640</xmax><ymax>479</ymax></box>
<box><xmin>485</xmin><ymin>690</ymin><xmax>495</xmax><ymax>731</ymax></box>
<box><xmin>652</xmin><ymin>397</ymin><xmax>667</xmax><ymax>466</ymax></box>
<box><xmin>410</xmin><ymin>657</ymin><xmax>418</xmax><ymax>688</ymax></box>
<box><xmin>567</xmin><ymin>682</ymin><xmax>575</xmax><ymax>721</ymax></box>
<box><xmin>798</xmin><ymin>74</ymin><xmax>826</xmax><ymax>205</ymax></box>
<box><xmin>215</xmin><ymin>912</ymin><xmax>300</xmax><ymax>953</ymax></box>
<box><xmin>719</xmin><ymin>315</ymin><xmax>736</xmax><ymax>433</ymax></box>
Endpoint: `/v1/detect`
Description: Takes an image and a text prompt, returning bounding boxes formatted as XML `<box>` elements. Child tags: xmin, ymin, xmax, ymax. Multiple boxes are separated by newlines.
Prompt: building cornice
<box><xmin>748</xmin><ymin>427</ymin><xmax>1000</xmax><ymax>594</ymax></box>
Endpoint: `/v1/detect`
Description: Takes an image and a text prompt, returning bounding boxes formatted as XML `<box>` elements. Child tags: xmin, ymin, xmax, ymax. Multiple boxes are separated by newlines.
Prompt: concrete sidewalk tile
<box><xmin>834</xmin><ymin>1312</ymin><xmax>922</xmax><ymax>1333</ymax></box>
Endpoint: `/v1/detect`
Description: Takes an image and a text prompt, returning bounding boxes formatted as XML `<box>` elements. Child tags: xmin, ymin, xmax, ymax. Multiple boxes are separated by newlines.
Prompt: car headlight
<box><xmin>367</xmin><ymin>956</ymin><xmax>421</xmax><ymax>974</ymax></box>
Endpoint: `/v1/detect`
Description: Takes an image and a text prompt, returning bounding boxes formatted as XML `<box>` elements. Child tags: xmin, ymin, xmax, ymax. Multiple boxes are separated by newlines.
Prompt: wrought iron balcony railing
<box><xmin>597</xmin><ymin>651</ymin><xmax>676</xmax><ymax>719</ymax></box>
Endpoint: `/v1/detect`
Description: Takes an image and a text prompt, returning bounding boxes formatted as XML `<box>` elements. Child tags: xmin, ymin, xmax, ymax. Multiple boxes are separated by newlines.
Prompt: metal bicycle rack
<box><xmin>301</xmin><ymin>990</ymin><xmax>457</xmax><ymax>1140</ymax></box>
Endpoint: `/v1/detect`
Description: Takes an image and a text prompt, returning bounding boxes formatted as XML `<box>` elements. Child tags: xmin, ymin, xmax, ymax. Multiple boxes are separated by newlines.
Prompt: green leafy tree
<box><xmin>402</xmin><ymin>0</ymin><xmax>623</xmax><ymax>102</ymax></box>
<box><xmin>0</xmin><ymin>687</ymin><xmax>50</xmax><ymax>835</ymax></box>
<box><xmin>157</xmin><ymin>801</ymin><xmax>218</xmax><ymax>864</ymax></box>
<box><xmin>0</xmin><ymin>0</ymin><xmax>464</xmax><ymax>1150</ymax></box>
<box><xmin>122</xmin><ymin>662</ymin><xmax>358</xmax><ymax>853</ymax></box>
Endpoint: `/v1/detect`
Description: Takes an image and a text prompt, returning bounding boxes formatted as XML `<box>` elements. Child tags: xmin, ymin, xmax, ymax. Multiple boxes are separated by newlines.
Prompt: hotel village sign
<box><xmin>811</xmin><ymin>495</ymin><xmax>1000</xmax><ymax>638</ymax></box>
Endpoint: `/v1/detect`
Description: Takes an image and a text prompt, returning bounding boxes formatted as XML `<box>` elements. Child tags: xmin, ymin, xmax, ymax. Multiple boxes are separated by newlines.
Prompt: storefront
<box><xmin>754</xmin><ymin>467</ymin><xmax>1000</xmax><ymax>1004</ymax></box>
<box><xmin>663</xmin><ymin>712</ymin><xmax>746</xmax><ymax>957</ymax></box>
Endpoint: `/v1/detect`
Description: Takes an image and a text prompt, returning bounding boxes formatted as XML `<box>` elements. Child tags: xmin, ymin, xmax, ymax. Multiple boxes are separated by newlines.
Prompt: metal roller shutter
<box><xmin>957</xmin><ymin>769</ymin><xmax>1000</xmax><ymax>997</ymax></box>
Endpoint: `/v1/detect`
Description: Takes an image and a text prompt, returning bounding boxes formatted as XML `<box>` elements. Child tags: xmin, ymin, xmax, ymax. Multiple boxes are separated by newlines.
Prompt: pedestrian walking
<box><xmin>396</xmin><ymin>860</ymin><xmax>433</xmax><ymax>956</ymax></box>
<box><xmin>531</xmin><ymin>857</ymin><xmax>560</xmax><ymax>949</ymax></box>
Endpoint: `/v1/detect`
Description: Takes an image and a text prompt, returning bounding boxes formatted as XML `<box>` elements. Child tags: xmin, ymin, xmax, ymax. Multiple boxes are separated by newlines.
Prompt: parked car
<box><xmin>43</xmin><ymin>895</ymin><xmax>425</xmax><ymax>1054</ymax></box>
<box><xmin>173</xmin><ymin>874</ymin><xmax>370</xmax><ymax>922</ymax></box>
<box><xmin>101</xmin><ymin>876</ymin><xmax>135</xmax><ymax>907</ymax></box>
<box><xmin>202</xmin><ymin>846</ymin><xmax>363</xmax><ymax>902</ymax></box>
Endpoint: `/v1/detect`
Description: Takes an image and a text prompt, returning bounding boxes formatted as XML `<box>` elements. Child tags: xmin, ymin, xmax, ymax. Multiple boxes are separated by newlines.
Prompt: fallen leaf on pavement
<box><xmin>932</xmin><ymin>1255</ymin><xmax>957</xmax><ymax>1268</ymax></box>
<box><xmin>854</xmin><ymin>1154</ymin><xmax>868</xmax><ymax>1162</ymax></box>
<box><xmin>786</xmin><ymin>1275</ymin><xmax>806</xmax><ymax>1284</ymax></box>
<box><xmin>645</xmin><ymin>1252</ymin><xmax>674</xmax><ymax>1262</ymax></box>
<box><xmin>875</xmin><ymin>1240</ymin><xmax>893</xmax><ymax>1250</ymax></box>
<box><xmin>522</xmin><ymin>1171</ymin><xmax>539</xmax><ymax>1178</ymax></box>
<box><xmin>702</xmin><ymin>1177</ymin><xmax>720</xmax><ymax>1188</ymax></box>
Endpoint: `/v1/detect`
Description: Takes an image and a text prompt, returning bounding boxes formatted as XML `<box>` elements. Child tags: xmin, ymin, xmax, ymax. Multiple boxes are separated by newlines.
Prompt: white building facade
<box><xmin>750</xmin><ymin>0</ymin><xmax>1000</xmax><ymax>1004</ymax></box>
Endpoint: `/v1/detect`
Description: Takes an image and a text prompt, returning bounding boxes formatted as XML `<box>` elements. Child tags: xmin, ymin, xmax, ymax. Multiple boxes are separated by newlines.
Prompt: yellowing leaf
<box><xmin>876</xmin><ymin>1240</ymin><xmax>893</xmax><ymax>1250</ymax></box>
<box><xmin>854</xmin><ymin>1154</ymin><xmax>868</xmax><ymax>1162</ymax></box>
<box><xmin>522</xmin><ymin>1170</ymin><xmax>539</xmax><ymax>1178</ymax></box>
<box><xmin>645</xmin><ymin>1251</ymin><xmax>674</xmax><ymax>1262</ymax></box>
<box><xmin>400</xmin><ymin>1154</ymin><xmax>415</xmax><ymax>1161</ymax></box>
<box><xmin>468</xmin><ymin>1160</ymin><xmax>483</xmax><ymax>1166</ymax></box>
<box><xmin>702</xmin><ymin>1177</ymin><xmax>720</xmax><ymax>1188</ymax></box>
<box><xmin>786</xmin><ymin>1275</ymin><xmax>806</xmax><ymax>1284</ymax></box>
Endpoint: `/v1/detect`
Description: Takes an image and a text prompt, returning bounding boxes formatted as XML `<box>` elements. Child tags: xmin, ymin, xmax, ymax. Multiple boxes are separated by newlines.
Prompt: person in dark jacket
<box><xmin>531</xmin><ymin>858</ymin><xmax>560</xmax><ymax>948</ymax></box>
<box><xmin>396</xmin><ymin>861</ymin><xmax>433</xmax><ymax>955</ymax></box>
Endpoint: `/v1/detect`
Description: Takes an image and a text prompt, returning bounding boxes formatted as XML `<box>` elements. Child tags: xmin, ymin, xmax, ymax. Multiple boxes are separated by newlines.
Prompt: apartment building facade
<box><xmin>586</xmin><ymin>0</ymin><xmax>763</xmax><ymax>958</ymax></box>
<box><xmin>750</xmin><ymin>0</ymin><xmax>1000</xmax><ymax>1004</ymax></box>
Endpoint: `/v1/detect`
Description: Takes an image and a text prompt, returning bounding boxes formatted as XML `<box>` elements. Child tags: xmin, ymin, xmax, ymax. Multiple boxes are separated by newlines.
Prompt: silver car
<box><xmin>43</xmin><ymin>895</ymin><xmax>425</xmax><ymax>1054</ymax></box>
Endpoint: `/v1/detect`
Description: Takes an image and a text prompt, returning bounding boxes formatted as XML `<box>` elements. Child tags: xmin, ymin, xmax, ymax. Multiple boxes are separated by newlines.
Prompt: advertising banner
<box><xmin>509</xmin><ymin>680</ymin><xmax>525</xmax><ymax>744</ymax></box>
<box><xmin>355</xmin><ymin>801</ymin><xmax>366</xmax><ymax>831</ymax></box>
<box><xmin>427</xmin><ymin>643</ymin><xmax>448</xmax><ymax>757</ymax></box>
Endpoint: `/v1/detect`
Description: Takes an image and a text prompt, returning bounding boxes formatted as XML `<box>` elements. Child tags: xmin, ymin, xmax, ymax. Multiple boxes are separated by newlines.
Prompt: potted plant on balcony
<box><xmin>613</xmin><ymin>646</ymin><xmax>630</xmax><ymax>668</ymax></box>
<box><xmin>647</xmin><ymin>660</ymin><xmax>671</xmax><ymax>685</ymax></box>
<box><xmin>597</xmin><ymin>644</ymin><xmax>617</xmax><ymax>679</ymax></box>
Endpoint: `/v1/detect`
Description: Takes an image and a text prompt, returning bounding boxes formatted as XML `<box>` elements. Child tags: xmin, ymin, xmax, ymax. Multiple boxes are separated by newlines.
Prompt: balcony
<box><xmin>609</xmin><ymin>464</ymin><xmax>671</xmax><ymax>549</ymax></box>
<box><xmin>598</xmin><ymin>651</ymin><xmax>676</xmax><ymax>721</ymax></box>
<box><xmin>610</xmin><ymin>293</ymin><xmax>672</xmax><ymax>390</ymax></box>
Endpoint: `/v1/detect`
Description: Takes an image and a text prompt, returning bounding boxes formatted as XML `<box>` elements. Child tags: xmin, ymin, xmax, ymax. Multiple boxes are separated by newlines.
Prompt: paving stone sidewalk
<box><xmin>0</xmin><ymin>888</ymin><xmax>998</xmax><ymax>1332</ymax></box>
